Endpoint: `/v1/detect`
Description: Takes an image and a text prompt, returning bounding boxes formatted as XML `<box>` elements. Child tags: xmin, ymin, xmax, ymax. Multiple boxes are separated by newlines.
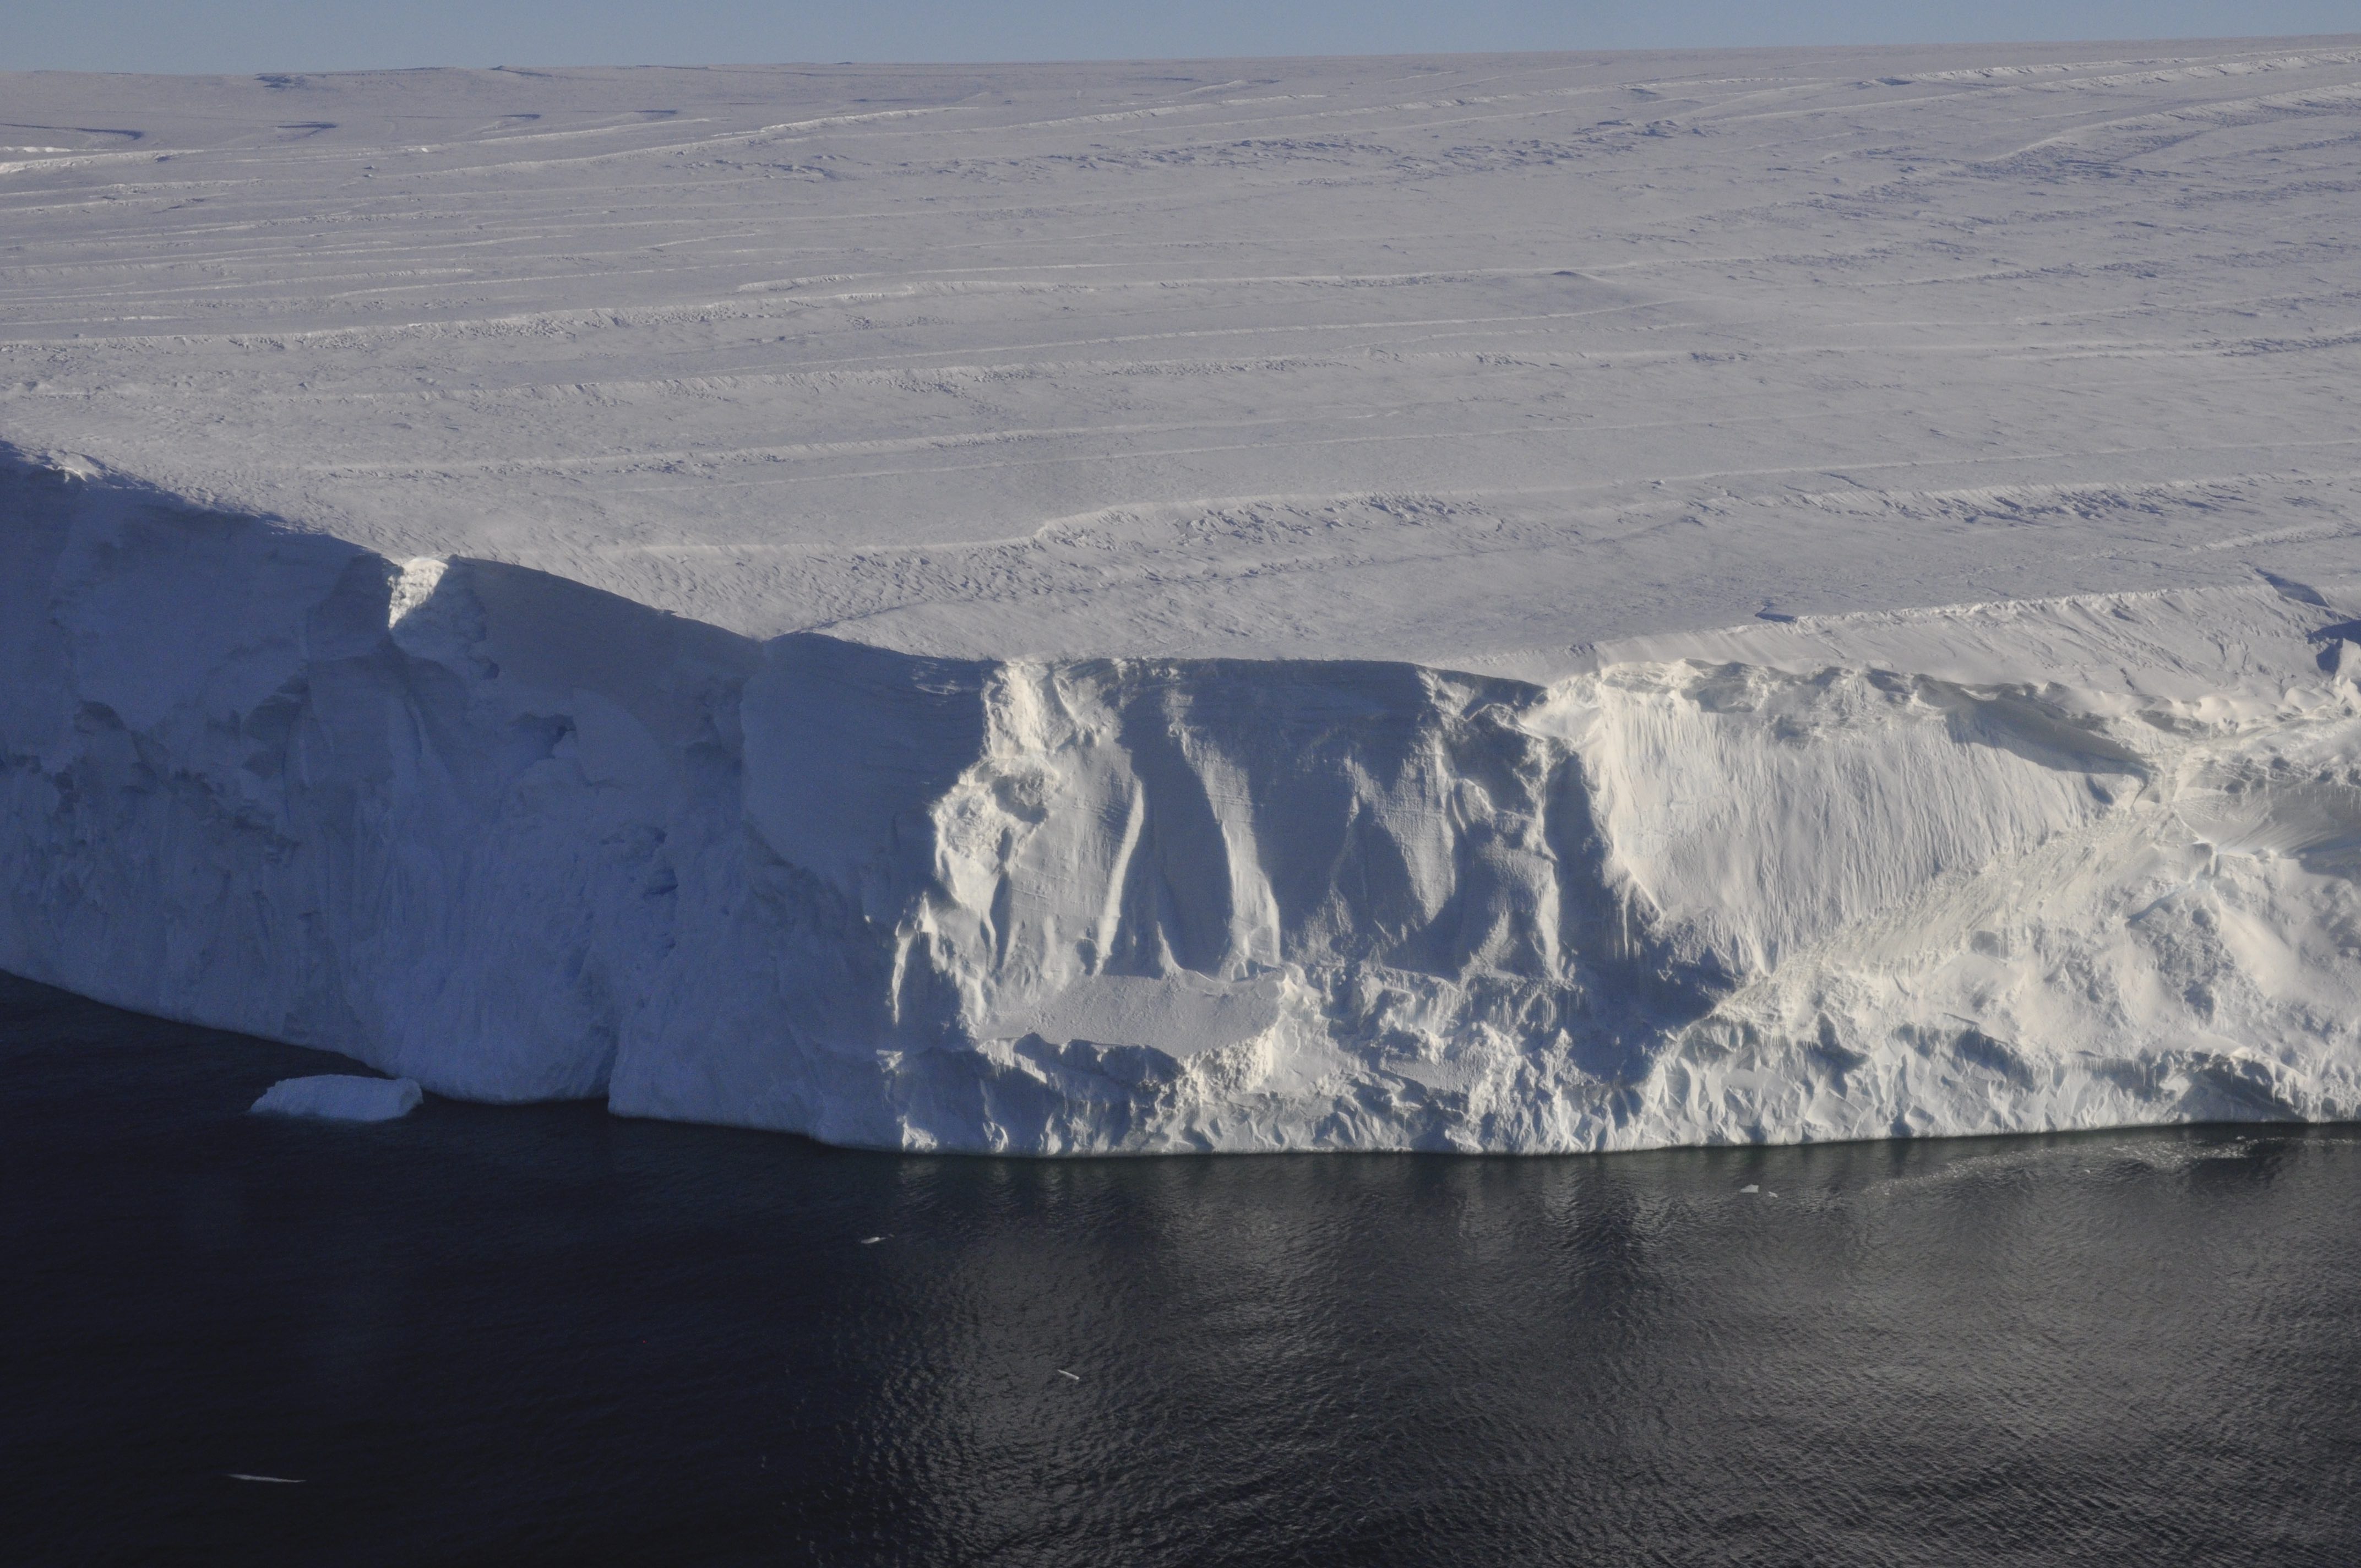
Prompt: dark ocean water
<box><xmin>7</xmin><ymin>972</ymin><xmax>2361</xmax><ymax>1567</ymax></box>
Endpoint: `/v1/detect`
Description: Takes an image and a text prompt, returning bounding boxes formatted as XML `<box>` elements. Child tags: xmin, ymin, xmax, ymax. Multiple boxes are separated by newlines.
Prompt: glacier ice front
<box><xmin>8</xmin><ymin>50</ymin><xmax>2361</xmax><ymax>1152</ymax></box>
<box><xmin>7</xmin><ymin>453</ymin><xmax>2361</xmax><ymax>1152</ymax></box>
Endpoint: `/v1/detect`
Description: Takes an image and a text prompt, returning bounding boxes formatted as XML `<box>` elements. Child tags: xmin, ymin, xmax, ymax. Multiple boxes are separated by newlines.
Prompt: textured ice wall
<box><xmin>8</xmin><ymin>451</ymin><xmax>2361</xmax><ymax>1151</ymax></box>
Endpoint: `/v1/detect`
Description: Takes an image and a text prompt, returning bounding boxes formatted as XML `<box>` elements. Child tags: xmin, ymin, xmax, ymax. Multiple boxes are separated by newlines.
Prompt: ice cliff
<box><xmin>10</xmin><ymin>450</ymin><xmax>2360</xmax><ymax>1152</ymax></box>
<box><xmin>9</xmin><ymin>48</ymin><xmax>2361</xmax><ymax>1151</ymax></box>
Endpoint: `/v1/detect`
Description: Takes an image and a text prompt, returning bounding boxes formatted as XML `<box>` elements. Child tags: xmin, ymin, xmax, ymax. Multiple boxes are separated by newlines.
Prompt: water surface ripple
<box><xmin>6</xmin><ymin>973</ymin><xmax>2358</xmax><ymax>1565</ymax></box>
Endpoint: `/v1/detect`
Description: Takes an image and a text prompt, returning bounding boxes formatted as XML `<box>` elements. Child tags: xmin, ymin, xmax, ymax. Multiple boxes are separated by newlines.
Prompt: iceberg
<box><xmin>5</xmin><ymin>45</ymin><xmax>2361</xmax><ymax>1150</ymax></box>
<box><xmin>251</xmin><ymin>1074</ymin><xmax>425</xmax><ymax>1123</ymax></box>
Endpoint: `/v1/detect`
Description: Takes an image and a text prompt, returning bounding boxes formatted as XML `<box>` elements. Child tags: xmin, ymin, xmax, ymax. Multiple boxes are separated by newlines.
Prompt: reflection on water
<box><xmin>6</xmin><ymin>971</ymin><xmax>2360</xmax><ymax>1566</ymax></box>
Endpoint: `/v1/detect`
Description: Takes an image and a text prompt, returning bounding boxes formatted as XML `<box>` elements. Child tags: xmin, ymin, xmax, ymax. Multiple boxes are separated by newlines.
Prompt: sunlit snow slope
<box><xmin>6</xmin><ymin>42</ymin><xmax>2361</xmax><ymax>1149</ymax></box>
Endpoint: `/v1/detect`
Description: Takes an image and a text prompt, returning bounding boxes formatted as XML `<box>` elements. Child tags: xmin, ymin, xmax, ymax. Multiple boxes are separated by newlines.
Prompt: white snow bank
<box><xmin>251</xmin><ymin>1074</ymin><xmax>424</xmax><ymax>1123</ymax></box>
<box><xmin>4</xmin><ymin>53</ymin><xmax>2360</xmax><ymax>661</ymax></box>
<box><xmin>7</xmin><ymin>450</ymin><xmax>2360</xmax><ymax>1151</ymax></box>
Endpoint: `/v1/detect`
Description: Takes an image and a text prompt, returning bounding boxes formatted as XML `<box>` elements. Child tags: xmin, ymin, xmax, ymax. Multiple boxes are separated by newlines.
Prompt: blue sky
<box><xmin>9</xmin><ymin>1</ymin><xmax>2356</xmax><ymax>74</ymax></box>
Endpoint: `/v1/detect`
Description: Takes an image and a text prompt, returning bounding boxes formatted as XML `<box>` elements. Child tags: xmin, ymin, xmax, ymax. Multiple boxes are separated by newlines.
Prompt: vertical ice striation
<box><xmin>8</xmin><ymin>451</ymin><xmax>2361</xmax><ymax>1151</ymax></box>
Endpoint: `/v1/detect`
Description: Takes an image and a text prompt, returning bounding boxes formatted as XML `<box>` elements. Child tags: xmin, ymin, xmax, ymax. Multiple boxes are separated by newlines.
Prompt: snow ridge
<box><xmin>9</xmin><ymin>450</ymin><xmax>2360</xmax><ymax>1152</ymax></box>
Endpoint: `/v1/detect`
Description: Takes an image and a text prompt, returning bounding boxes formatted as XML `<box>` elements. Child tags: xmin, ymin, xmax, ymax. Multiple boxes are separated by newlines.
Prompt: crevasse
<box><xmin>8</xmin><ymin>453</ymin><xmax>2361</xmax><ymax>1152</ymax></box>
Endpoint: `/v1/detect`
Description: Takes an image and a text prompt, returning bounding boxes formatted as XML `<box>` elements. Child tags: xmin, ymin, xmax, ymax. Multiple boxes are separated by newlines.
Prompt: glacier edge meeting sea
<box><xmin>6</xmin><ymin>43</ymin><xmax>2361</xmax><ymax>1152</ymax></box>
<box><xmin>9</xmin><ymin>448</ymin><xmax>2361</xmax><ymax>1154</ymax></box>
<box><xmin>8</xmin><ymin>967</ymin><xmax>2361</xmax><ymax>1565</ymax></box>
<box><xmin>10</xmin><ymin>35</ymin><xmax>2361</xmax><ymax>1568</ymax></box>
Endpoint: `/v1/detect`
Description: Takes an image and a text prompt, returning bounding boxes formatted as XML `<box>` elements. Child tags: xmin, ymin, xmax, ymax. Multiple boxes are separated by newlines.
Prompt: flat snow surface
<box><xmin>8</xmin><ymin>43</ymin><xmax>2361</xmax><ymax>1153</ymax></box>
<box><xmin>3</xmin><ymin>42</ymin><xmax>2358</xmax><ymax>668</ymax></box>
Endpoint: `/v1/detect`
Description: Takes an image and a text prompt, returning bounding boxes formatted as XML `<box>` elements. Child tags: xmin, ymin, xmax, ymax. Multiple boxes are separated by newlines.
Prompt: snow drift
<box><xmin>10</xmin><ymin>450</ymin><xmax>2360</xmax><ymax>1152</ymax></box>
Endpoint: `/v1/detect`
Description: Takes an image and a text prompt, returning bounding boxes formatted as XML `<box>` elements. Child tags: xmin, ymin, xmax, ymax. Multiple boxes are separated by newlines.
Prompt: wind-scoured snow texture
<box><xmin>5</xmin><ymin>45</ymin><xmax>2361</xmax><ymax>657</ymax></box>
<box><xmin>9</xmin><ymin>451</ymin><xmax>2361</xmax><ymax>1150</ymax></box>
<box><xmin>5</xmin><ymin>44</ymin><xmax>2361</xmax><ymax>1149</ymax></box>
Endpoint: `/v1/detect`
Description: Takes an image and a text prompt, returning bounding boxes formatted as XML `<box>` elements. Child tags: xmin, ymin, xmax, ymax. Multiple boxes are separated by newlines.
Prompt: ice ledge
<box><xmin>7</xmin><ymin>451</ymin><xmax>2361</xmax><ymax>1152</ymax></box>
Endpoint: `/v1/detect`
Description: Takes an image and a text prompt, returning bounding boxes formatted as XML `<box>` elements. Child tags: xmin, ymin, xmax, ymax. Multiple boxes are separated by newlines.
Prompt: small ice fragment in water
<box><xmin>226</xmin><ymin>1474</ymin><xmax>305</xmax><ymax>1484</ymax></box>
<box><xmin>249</xmin><ymin>1074</ymin><xmax>422</xmax><ymax>1122</ymax></box>
<box><xmin>1057</xmin><ymin>1369</ymin><xmax>1082</xmax><ymax>1381</ymax></box>
<box><xmin>1739</xmin><ymin>1184</ymin><xmax>1760</xmax><ymax>1194</ymax></box>
<box><xmin>857</xmin><ymin>1236</ymin><xmax>883</xmax><ymax>1245</ymax></box>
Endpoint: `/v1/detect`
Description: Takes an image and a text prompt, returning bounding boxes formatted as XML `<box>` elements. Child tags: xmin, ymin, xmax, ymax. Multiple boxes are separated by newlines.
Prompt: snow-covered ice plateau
<box><xmin>6</xmin><ymin>42</ymin><xmax>2361</xmax><ymax>1151</ymax></box>
<box><xmin>250</xmin><ymin>1074</ymin><xmax>425</xmax><ymax>1122</ymax></box>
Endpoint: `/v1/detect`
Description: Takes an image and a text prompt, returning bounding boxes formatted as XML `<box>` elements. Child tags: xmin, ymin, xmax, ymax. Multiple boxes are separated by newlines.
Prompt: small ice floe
<box><xmin>857</xmin><ymin>1235</ymin><xmax>884</xmax><ymax>1245</ymax></box>
<box><xmin>37</xmin><ymin>450</ymin><xmax>104</xmax><ymax>482</ymax></box>
<box><xmin>1056</xmin><ymin>1369</ymin><xmax>1082</xmax><ymax>1382</ymax></box>
<box><xmin>226</xmin><ymin>1473</ymin><xmax>305</xmax><ymax>1484</ymax></box>
<box><xmin>249</xmin><ymin>1074</ymin><xmax>423</xmax><ymax>1123</ymax></box>
<box><xmin>1739</xmin><ymin>1184</ymin><xmax>1760</xmax><ymax>1194</ymax></box>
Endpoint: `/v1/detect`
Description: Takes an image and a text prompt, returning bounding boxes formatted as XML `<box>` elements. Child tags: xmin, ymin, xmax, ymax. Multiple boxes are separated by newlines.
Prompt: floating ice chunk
<box><xmin>1739</xmin><ymin>1185</ymin><xmax>1760</xmax><ymax>1194</ymax></box>
<box><xmin>36</xmin><ymin>451</ymin><xmax>101</xmax><ymax>482</ymax></box>
<box><xmin>249</xmin><ymin>1074</ymin><xmax>423</xmax><ymax>1123</ymax></box>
